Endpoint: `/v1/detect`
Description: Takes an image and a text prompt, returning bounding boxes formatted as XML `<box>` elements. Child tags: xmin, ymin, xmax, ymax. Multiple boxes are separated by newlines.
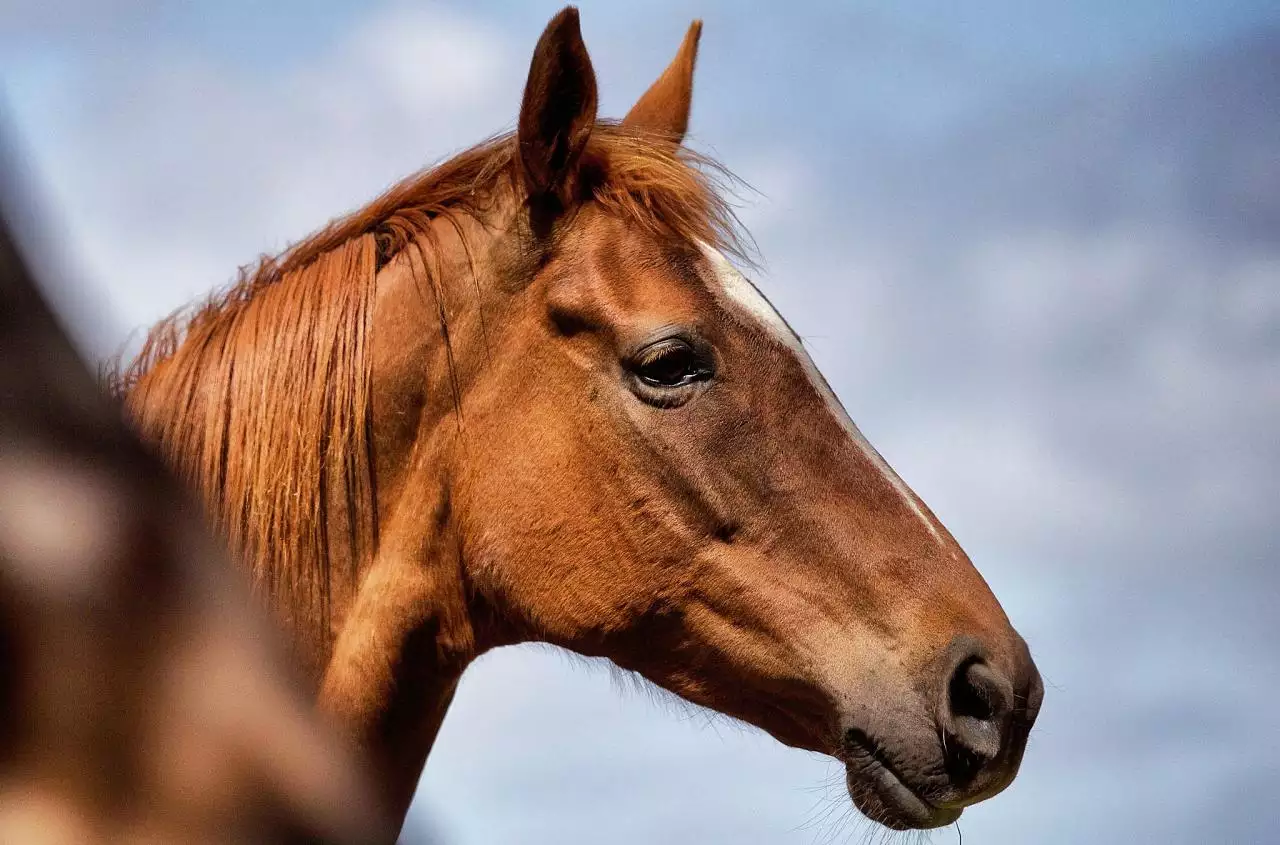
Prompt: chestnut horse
<box><xmin>119</xmin><ymin>8</ymin><xmax>1041</xmax><ymax>838</ymax></box>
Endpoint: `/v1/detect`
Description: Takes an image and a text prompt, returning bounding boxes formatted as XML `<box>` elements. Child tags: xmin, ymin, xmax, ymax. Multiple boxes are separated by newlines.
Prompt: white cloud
<box><xmin>11</xmin><ymin>2</ymin><xmax>515</xmax><ymax>355</ymax></box>
<box><xmin>0</xmin><ymin>0</ymin><xmax>161</xmax><ymax>37</ymax></box>
<box><xmin>343</xmin><ymin>4</ymin><xmax>510</xmax><ymax>111</ymax></box>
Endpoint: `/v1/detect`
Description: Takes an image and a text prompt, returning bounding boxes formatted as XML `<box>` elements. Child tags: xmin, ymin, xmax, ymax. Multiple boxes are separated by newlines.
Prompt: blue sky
<box><xmin>2</xmin><ymin>2</ymin><xmax>1278</xmax><ymax>843</ymax></box>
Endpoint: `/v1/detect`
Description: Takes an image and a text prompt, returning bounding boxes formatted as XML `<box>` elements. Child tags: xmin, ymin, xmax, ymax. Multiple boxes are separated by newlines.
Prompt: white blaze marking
<box><xmin>699</xmin><ymin>243</ymin><xmax>943</xmax><ymax>545</ymax></box>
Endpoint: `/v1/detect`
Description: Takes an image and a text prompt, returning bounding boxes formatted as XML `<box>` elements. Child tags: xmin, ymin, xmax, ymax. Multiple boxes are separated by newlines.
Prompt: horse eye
<box><xmin>632</xmin><ymin>339</ymin><xmax>713</xmax><ymax>390</ymax></box>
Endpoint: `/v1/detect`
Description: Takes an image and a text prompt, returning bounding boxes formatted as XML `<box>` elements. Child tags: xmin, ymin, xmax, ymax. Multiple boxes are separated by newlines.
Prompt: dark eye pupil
<box><xmin>636</xmin><ymin>343</ymin><xmax>708</xmax><ymax>387</ymax></box>
<box><xmin>642</xmin><ymin>353</ymin><xmax>693</xmax><ymax>385</ymax></box>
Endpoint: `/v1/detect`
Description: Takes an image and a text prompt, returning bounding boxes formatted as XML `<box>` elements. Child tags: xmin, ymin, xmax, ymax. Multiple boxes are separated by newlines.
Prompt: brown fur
<box><xmin>625</xmin><ymin>20</ymin><xmax>703</xmax><ymax>141</ymax></box>
<box><xmin>118</xmin><ymin>8</ymin><xmax>1041</xmax><ymax>839</ymax></box>
<box><xmin>116</xmin><ymin>124</ymin><xmax>744</xmax><ymax>676</ymax></box>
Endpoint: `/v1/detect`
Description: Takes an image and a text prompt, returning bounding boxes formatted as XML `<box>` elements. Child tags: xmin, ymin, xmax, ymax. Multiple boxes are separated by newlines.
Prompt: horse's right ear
<box><xmin>517</xmin><ymin>7</ymin><xmax>598</xmax><ymax>207</ymax></box>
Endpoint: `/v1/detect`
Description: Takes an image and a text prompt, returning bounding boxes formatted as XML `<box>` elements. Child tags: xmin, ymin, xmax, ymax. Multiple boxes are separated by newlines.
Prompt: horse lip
<box><xmin>841</xmin><ymin>728</ymin><xmax>961</xmax><ymax>830</ymax></box>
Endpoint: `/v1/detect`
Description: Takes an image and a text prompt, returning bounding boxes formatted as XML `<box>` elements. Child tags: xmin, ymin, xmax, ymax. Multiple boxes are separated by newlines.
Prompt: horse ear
<box><xmin>518</xmin><ymin>6</ymin><xmax>598</xmax><ymax>205</ymax></box>
<box><xmin>623</xmin><ymin>20</ymin><xmax>702</xmax><ymax>143</ymax></box>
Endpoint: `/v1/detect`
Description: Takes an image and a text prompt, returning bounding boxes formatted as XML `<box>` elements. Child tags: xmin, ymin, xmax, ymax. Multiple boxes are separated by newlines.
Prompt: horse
<box><xmin>117</xmin><ymin>7</ymin><xmax>1042</xmax><ymax>838</ymax></box>
<box><xmin>0</xmin><ymin>152</ymin><xmax>382</xmax><ymax>844</ymax></box>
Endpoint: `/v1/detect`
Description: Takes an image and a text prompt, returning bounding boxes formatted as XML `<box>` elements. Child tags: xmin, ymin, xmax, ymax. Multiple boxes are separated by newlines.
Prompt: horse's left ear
<box><xmin>623</xmin><ymin>20</ymin><xmax>703</xmax><ymax>143</ymax></box>
<box><xmin>518</xmin><ymin>7</ymin><xmax>598</xmax><ymax>206</ymax></box>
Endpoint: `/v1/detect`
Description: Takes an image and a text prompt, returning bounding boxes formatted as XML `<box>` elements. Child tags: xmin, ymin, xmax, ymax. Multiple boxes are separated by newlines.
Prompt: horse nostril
<box><xmin>941</xmin><ymin>654</ymin><xmax>1014</xmax><ymax>785</ymax></box>
<box><xmin>949</xmin><ymin>659</ymin><xmax>1010</xmax><ymax>725</ymax></box>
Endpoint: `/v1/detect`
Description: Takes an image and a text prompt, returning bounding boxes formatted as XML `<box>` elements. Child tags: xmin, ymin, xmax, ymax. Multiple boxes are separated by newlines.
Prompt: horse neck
<box><xmin>313</xmin><ymin>211</ymin><xmax>512</xmax><ymax>816</ymax></box>
<box><xmin>365</xmin><ymin>213</ymin><xmax>500</xmax><ymax>519</ymax></box>
<box><xmin>124</xmin><ymin>205</ymin><xmax>506</xmax><ymax>822</ymax></box>
<box><xmin>361</xmin><ymin>205</ymin><xmax>515</xmax><ymax>642</ymax></box>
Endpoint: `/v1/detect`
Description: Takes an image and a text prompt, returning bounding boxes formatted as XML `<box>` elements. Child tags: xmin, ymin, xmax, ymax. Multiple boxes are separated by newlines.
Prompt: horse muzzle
<box><xmin>837</xmin><ymin>633</ymin><xmax>1044</xmax><ymax>829</ymax></box>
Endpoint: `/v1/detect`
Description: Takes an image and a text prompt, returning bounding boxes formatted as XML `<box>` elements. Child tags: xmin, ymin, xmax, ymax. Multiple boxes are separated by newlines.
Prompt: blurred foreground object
<box><xmin>0</xmin><ymin>155</ymin><xmax>385</xmax><ymax>843</ymax></box>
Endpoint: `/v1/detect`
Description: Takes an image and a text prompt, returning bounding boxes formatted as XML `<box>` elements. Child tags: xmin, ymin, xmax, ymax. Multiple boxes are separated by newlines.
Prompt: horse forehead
<box><xmin>697</xmin><ymin>243</ymin><xmax>800</xmax><ymax>348</ymax></box>
<box><xmin>572</xmin><ymin>222</ymin><xmax>708</xmax><ymax>311</ymax></box>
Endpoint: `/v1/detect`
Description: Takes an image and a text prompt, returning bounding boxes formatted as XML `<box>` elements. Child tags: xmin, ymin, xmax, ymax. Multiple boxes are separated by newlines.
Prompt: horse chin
<box><xmin>840</xmin><ymin>738</ymin><xmax>962</xmax><ymax>831</ymax></box>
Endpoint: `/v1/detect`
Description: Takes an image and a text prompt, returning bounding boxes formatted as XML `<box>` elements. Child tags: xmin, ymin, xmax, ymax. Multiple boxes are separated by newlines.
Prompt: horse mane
<box><xmin>111</xmin><ymin>122</ymin><xmax>746</xmax><ymax>670</ymax></box>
